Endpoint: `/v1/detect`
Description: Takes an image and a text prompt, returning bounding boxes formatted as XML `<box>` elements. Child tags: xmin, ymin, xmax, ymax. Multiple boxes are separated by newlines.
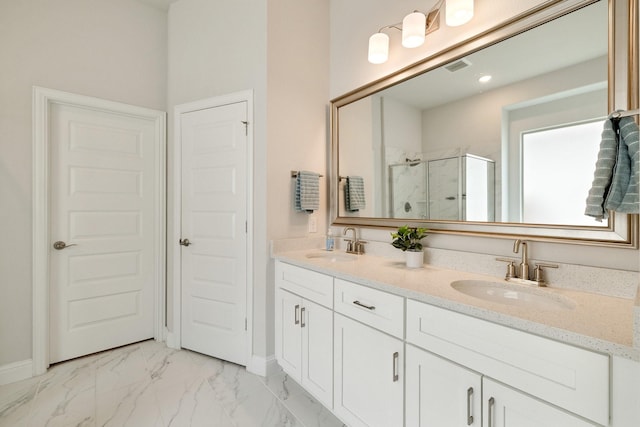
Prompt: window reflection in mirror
<box><xmin>336</xmin><ymin>0</ymin><xmax>608</xmax><ymax>228</ymax></box>
<box><xmin>521</xmin><ymin>119</ymin><xmax>602</xmax><ymax>225</ymax></box>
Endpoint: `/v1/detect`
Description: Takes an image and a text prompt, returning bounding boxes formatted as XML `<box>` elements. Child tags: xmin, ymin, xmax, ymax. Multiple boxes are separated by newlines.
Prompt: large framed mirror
<box><xmin>331</xmin><ymin>0</ymin><xmax>638</xmax><ymax>247</ymax></box>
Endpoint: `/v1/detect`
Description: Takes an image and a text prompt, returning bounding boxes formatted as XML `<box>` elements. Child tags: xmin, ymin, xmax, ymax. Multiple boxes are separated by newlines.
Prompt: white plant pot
<box><xmin>405</xmin><ymin>250</ymin><xmax>423</xmax><ymax>269</ymax></box>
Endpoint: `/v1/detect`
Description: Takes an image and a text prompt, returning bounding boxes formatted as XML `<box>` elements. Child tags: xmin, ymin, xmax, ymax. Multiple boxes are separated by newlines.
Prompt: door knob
<box><xmin>53</xmin><ymin>241</ymin><xmax>76</xmax><ymax>250</ymax></box>
<box><xmin>179</xmin><ymin>238</ymin><xmax>191</xmax><ymax>247</ymax></box>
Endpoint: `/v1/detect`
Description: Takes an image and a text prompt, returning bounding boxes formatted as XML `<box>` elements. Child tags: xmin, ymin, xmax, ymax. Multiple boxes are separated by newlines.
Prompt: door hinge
<box><xmin>245</xmin><ymin>221</ymin><xmax>248</xmax><ymax>233</ymax></box>
<box><xmin>241</xmin><ymin>120</ymin><xmax>248</xmax><ymax>136</ymax></box>
<box><xmin>245</xmin><ymin>318</ymin><xmax>248</xmax><ymax>331</ymax></box>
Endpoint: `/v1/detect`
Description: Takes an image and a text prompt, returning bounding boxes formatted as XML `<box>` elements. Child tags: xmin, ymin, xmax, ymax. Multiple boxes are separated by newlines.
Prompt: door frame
<box><xmin>32</xmin><ymin>86</ymin><xmax>166</xmax><ymax>375</ymax></box>
<box><xmin>170</xmin><ymin>90</ymin><xmax>254</xmax><ymax>368</ymax></box>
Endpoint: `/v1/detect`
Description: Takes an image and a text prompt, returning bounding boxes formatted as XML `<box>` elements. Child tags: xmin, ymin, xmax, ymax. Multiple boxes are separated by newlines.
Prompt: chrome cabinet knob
<box><xmin>179</xmin><ymin>238</ymin><xmax>191</xmax><ymax>247</ymax></box>
<box><xmin>53</xmin><ymin>241</ymin><xmax>76</xmax><ymax>250</ymax></box>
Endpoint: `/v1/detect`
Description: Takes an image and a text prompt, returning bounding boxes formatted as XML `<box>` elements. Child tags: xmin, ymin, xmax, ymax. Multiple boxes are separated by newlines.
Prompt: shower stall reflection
<box><xmin>389</xmin><ymin>154</ymin><xmax>495</xmax><ymax>221</ymax></box>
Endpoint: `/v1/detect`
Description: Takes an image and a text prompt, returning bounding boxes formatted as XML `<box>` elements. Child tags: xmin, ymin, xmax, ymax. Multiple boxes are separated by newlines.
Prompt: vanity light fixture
<box><xmin>367</xmin><ymin>0</ymin><xmax>474</xmax><ymax>64</ymax></box>
<box><xmin>402</xmin><ymin>12</ymin><xmax>427</xmax><ymax>48</ymax></box>
<box><xmin>446</xmin><ymin>0</ymin><xmax>474</xmax><ymax>26</ymax></box>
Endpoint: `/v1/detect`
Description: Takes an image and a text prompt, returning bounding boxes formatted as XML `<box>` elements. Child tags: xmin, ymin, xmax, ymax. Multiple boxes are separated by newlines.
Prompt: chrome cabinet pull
<box><xmin>179</xmin><ymin>238</ymin><xmax>191</xmax><ymax>247</ymax></box>
<box><xmin>300</xmin><ymin>307</ymin><xmax>306</xmax><ymax>328</ymax></box>
<box><xmin>392</xmin><ymin>351</ymin><xmax>399</xmax><ymax>382</ymax></box>
<box><xmin>488</xmin><ymin>397</ymin><xmax>495</xmax><ymax>427</ymax></box>
<box><xmin>353</xmin><ymin>300</ymin><xmax>375</xmax><ymax>310</ymax></box>
<box><xmin>466</xmin><ymin>387</ymin><xmax>474</xmax><ymax>425</ymax></box>
<box><xmin>294</xmin><ymin>304</ymin><xmax>300</xmax><ymax>325</ymax></box>
<box><xmin>53</xmin><ymin>241</ymin><xmax>76</xmax><ymax>250</ymax></box>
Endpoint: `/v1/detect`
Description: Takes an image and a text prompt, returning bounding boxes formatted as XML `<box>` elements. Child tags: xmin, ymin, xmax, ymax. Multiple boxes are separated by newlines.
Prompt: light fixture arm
<box><xmin>375</xmin><ymin>23</ymin><xmax>403</xmax><ymax>35</ymax></box>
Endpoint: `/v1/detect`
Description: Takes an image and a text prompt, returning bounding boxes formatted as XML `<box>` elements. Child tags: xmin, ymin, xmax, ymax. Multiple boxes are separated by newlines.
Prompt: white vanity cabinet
<box><xmin>406</xmin><ymin>344</ymin><xmax>594</xmax><ymax>427</ymax></box>
<box><xmin>333</xmin><ymin>313</ymin><xmax>404</xmax><ymax>427</ymax></box>
<box><xmin>333</xmin><ymin>279</ymin><xmax>405</xmax><ymax>427</ymax></box>
<box><xmin>406</xmin><ymin>300</ymin><xmax>610</xmax><ymax>426</ymax></box>
<box><xmin>274</xmin><ymin>262</ymin><xmax>334</xmax><ymax>408</ymax></box>
<box><xmin>273</xmin><ymin>260</ymin><xmax>629</xmax><ymax>427</ymax></box>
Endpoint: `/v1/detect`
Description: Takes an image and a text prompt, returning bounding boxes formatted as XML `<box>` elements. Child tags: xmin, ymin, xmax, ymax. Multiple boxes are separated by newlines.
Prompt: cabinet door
<box><xmin>301</xmin><ymin>299</ymin><xmax>333</xmax><ymax>408</ymax></box>
<box><xmin>406</xmin><ymin>345</ymin><xmax>482</xmax><ymax>426</ymax></box>
<box><xmin>275</xmin><ymin>288</ymin><xmax>302</xmax><ymax>379</ymax></box>
<box><xmin>483</xmin><ymin>379</ymin><xmax>594</xmax><ymax>427</ymax></box>
<box><xmin>334</xmin><ymin>314</ymin><xmax>403</xmax><ymax>427</ymax></box>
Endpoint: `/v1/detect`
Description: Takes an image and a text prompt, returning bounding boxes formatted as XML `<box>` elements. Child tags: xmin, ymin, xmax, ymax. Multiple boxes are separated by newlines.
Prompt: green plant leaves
<box><xmin>390</xmin><ymin>226</ymin><xmax>428</xmax><ymax>251</ymax></box>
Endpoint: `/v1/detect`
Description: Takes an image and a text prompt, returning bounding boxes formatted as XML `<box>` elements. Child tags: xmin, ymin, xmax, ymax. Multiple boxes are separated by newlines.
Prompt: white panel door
<box><xmin>275</xmin><ymin>288</ymin><xmax>303</xmax><ymax>378</ymax></box>
<box><xmin>180</xmin><ymin>102</ymin><xmax>248</xmax><ymax>365</ymax></box>
<box><xmin>334</xmin><ymin>314</ymin><xmax>404</xmax><ymax>427</ymax></box>
<box><xmin>301</xmin><ymin>298</ymin><xmax>333</xmax><ymax>408</ymax></box>
<box><xmin>49</xmin><ymin>103</ymin><xmax>158</xmax><ymax>364</ymax></box>
<box><xmin>406</xmin><ymin>345</ymin><xmax>482</xmax><ymax>426</ymax></box>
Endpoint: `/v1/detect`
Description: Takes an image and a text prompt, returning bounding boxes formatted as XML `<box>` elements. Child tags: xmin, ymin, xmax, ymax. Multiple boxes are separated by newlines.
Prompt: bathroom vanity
<box><xmin>273</xmin><ymin>251</ymin><xmax>639</xmax><ymax>427</ymax></box>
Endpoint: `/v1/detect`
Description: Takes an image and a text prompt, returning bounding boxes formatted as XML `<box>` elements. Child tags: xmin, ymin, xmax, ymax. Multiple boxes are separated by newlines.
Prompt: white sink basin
<box><xmin>305</xmin><ymin>251</ymin><xmax>358</xmax><ymax>262</ymax></box>
<box><xmin>450</xmin><ymin>279</ymin><xmax>576</xmax><ymax>311</ymax></box>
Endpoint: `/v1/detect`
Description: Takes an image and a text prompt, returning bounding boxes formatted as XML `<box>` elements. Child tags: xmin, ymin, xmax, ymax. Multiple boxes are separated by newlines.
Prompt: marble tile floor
<box><xmin>0</xmin><ymin>340</ymin><xmax>346</xmax><ymax>427</ymax></box>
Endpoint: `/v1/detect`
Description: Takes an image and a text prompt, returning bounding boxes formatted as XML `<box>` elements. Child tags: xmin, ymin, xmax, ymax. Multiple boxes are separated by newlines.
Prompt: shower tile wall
<box><xmin>389</xmin><ymin>163</ymin><xmax>428</xmax><ymax>218</ymax></box>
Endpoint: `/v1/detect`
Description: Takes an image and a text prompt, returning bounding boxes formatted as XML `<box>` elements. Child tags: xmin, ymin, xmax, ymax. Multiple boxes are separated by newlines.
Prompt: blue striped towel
<box><xmin>345</xmin><ymin>176</ymin><xmax>365</xmax><ymax>212</ymax></box>
<box><xmin>294</xmin><ymin>171</ymin><xmax>320</xmax><ymax>213</ymax></box>
<box><xmin>585</xmin><ymin>119</ymin><xmax>618</xmax><ymax>220</ymax></box>
<box><xmin>605</xmin><ymin>117</ymin><xmax>639</xmax><ymax>214</ymax></box>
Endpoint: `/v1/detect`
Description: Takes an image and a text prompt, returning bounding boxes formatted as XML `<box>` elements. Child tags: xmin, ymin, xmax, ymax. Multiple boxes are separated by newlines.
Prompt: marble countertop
<box><xmin>274</xmin><ymin>249</ymin><xmax>639</xmax><ymax>361</ymax></box>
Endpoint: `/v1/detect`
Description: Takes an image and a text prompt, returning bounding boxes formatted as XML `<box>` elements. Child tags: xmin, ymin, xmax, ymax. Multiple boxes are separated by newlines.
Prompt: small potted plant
<box><xmin>391</xmin><ymin>225</ymin><xmax>428</xmax><ymax>268</ymax></box>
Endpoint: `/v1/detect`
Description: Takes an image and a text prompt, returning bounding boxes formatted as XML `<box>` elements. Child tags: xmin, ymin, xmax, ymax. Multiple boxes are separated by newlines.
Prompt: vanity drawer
<box><xmin>334</xmin><ymin>279</ymin><xmax>404</xmax><ymax>338</ymax></box>
<box><xmin>275</xmin><ymin>261</ymin><xmax>333</xmax><ymax>308</ymax></box>
<box><xmin>406</xmin><ymin>300</ymin><xmax>609</xmax><ymax>425</ymax></box>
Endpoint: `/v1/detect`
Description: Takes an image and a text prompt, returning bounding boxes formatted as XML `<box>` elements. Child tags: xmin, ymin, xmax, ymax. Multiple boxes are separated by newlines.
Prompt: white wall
<box><xmin>0</xmin><ymin>0</ymin><xmax>167</xmax><ymax>367</ymax></box>
<box><xmin>265</xmin><ymin>0</ymin><xmax>330</xmax><ymax>359</ymax></box>
<box><xmin>167</xmin><ymin>0</ymin><xmax>329</xmax><ymax>361</ymax></box>
<box><xmin>329</xmin><ymin>0</ymin><xmax>639</xmax><ymax>272</ymax></box>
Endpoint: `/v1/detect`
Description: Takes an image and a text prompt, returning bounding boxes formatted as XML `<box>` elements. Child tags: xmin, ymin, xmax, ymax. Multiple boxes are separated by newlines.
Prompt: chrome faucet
<box><xmin>513</xmin><ymin>239</ymin><xmax>529</xmax><ymax>280</ymax></box>
<box><xmin>343</xmin><ymin>227</ymin><xmax>366</xmax><ymax>254</ymax></box>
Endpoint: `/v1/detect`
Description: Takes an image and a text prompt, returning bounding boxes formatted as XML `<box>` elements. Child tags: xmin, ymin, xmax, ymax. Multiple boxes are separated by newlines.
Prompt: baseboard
<box><xmin>246</xmin><ymin>354</ymin><xmax>280</xmax><ymax>377</ymax></box>
<box><xmin>165</xmin><ymin>329</ymin><xmax>180</xmax><ymax>349</ymax></box>
<box><xmin>0</xmin><ymin>359</ymin><xmax>33</xmax><ymax>386</ymax></box>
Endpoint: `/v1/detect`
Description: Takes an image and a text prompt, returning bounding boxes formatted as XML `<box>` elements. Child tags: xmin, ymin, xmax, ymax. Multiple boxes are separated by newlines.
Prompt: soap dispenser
<box><xmin>325</xmin><ymin>229</ymin><xmax>335</xmax><ymax>251</ymax></box>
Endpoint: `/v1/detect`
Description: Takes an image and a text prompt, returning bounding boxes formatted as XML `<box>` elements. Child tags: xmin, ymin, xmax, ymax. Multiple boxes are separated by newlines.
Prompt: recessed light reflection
<box><xmin>478</xmin><ymin>75</ymin><xmax>492</xmax><ymax>83</ymax></box>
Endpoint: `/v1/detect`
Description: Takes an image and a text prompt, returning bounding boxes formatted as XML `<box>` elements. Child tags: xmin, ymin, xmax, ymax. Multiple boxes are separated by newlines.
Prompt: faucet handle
<box><xmin>343</xmin><ymin>238</ymin><xmax>354</xmax><ymax>253</ymax></box>
<box><xmin>496</xmin><ymin>257</ymin><xmax>517</xmax><ymax>279</ymax></box>
<box><xmin>354</xmin><ymin>240</ymin><xmax>367</xmax><ymax>255</ymax></box>
<box><xmin>532</xmin><ymin>263</ymin><xmax>558</xmax><ymax>285</ymax></box>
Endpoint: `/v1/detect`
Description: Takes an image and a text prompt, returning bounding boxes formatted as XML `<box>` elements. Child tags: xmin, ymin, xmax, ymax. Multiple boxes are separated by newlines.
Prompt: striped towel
<box><xmin>294</xmin><ymin>171</ymin><xmax>320</xmax><ymax>213</ymax></box>
<box><xmin>585</xmin><ymin>119</ymin><xmax>618</xmax><ymax>220</ymax></box>
<box><xmin>605</xmin><ymin>117</ymin><xmax>639</xmax><ymax>213</ymax></box>
<box><xmin>345</xmin><ymin>176</ymin><xmax>365</xmax><ymax>212</ymax></box>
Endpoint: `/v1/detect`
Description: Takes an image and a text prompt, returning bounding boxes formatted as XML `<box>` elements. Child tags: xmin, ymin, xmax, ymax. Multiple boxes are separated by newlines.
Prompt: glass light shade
<box><xmin>446</xmin><ymin>0</ymin><xmax>474</xmax><ymax>26</ymax></box>
<box><xmin>402</xmin><ymin>12</ymin><xmax>426</xmax><ymax>48</ymax></box>
<box><xmin>368</xmin><ymin>32</ymin><xmax>389</xmax><ymax>64</ymax></box>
